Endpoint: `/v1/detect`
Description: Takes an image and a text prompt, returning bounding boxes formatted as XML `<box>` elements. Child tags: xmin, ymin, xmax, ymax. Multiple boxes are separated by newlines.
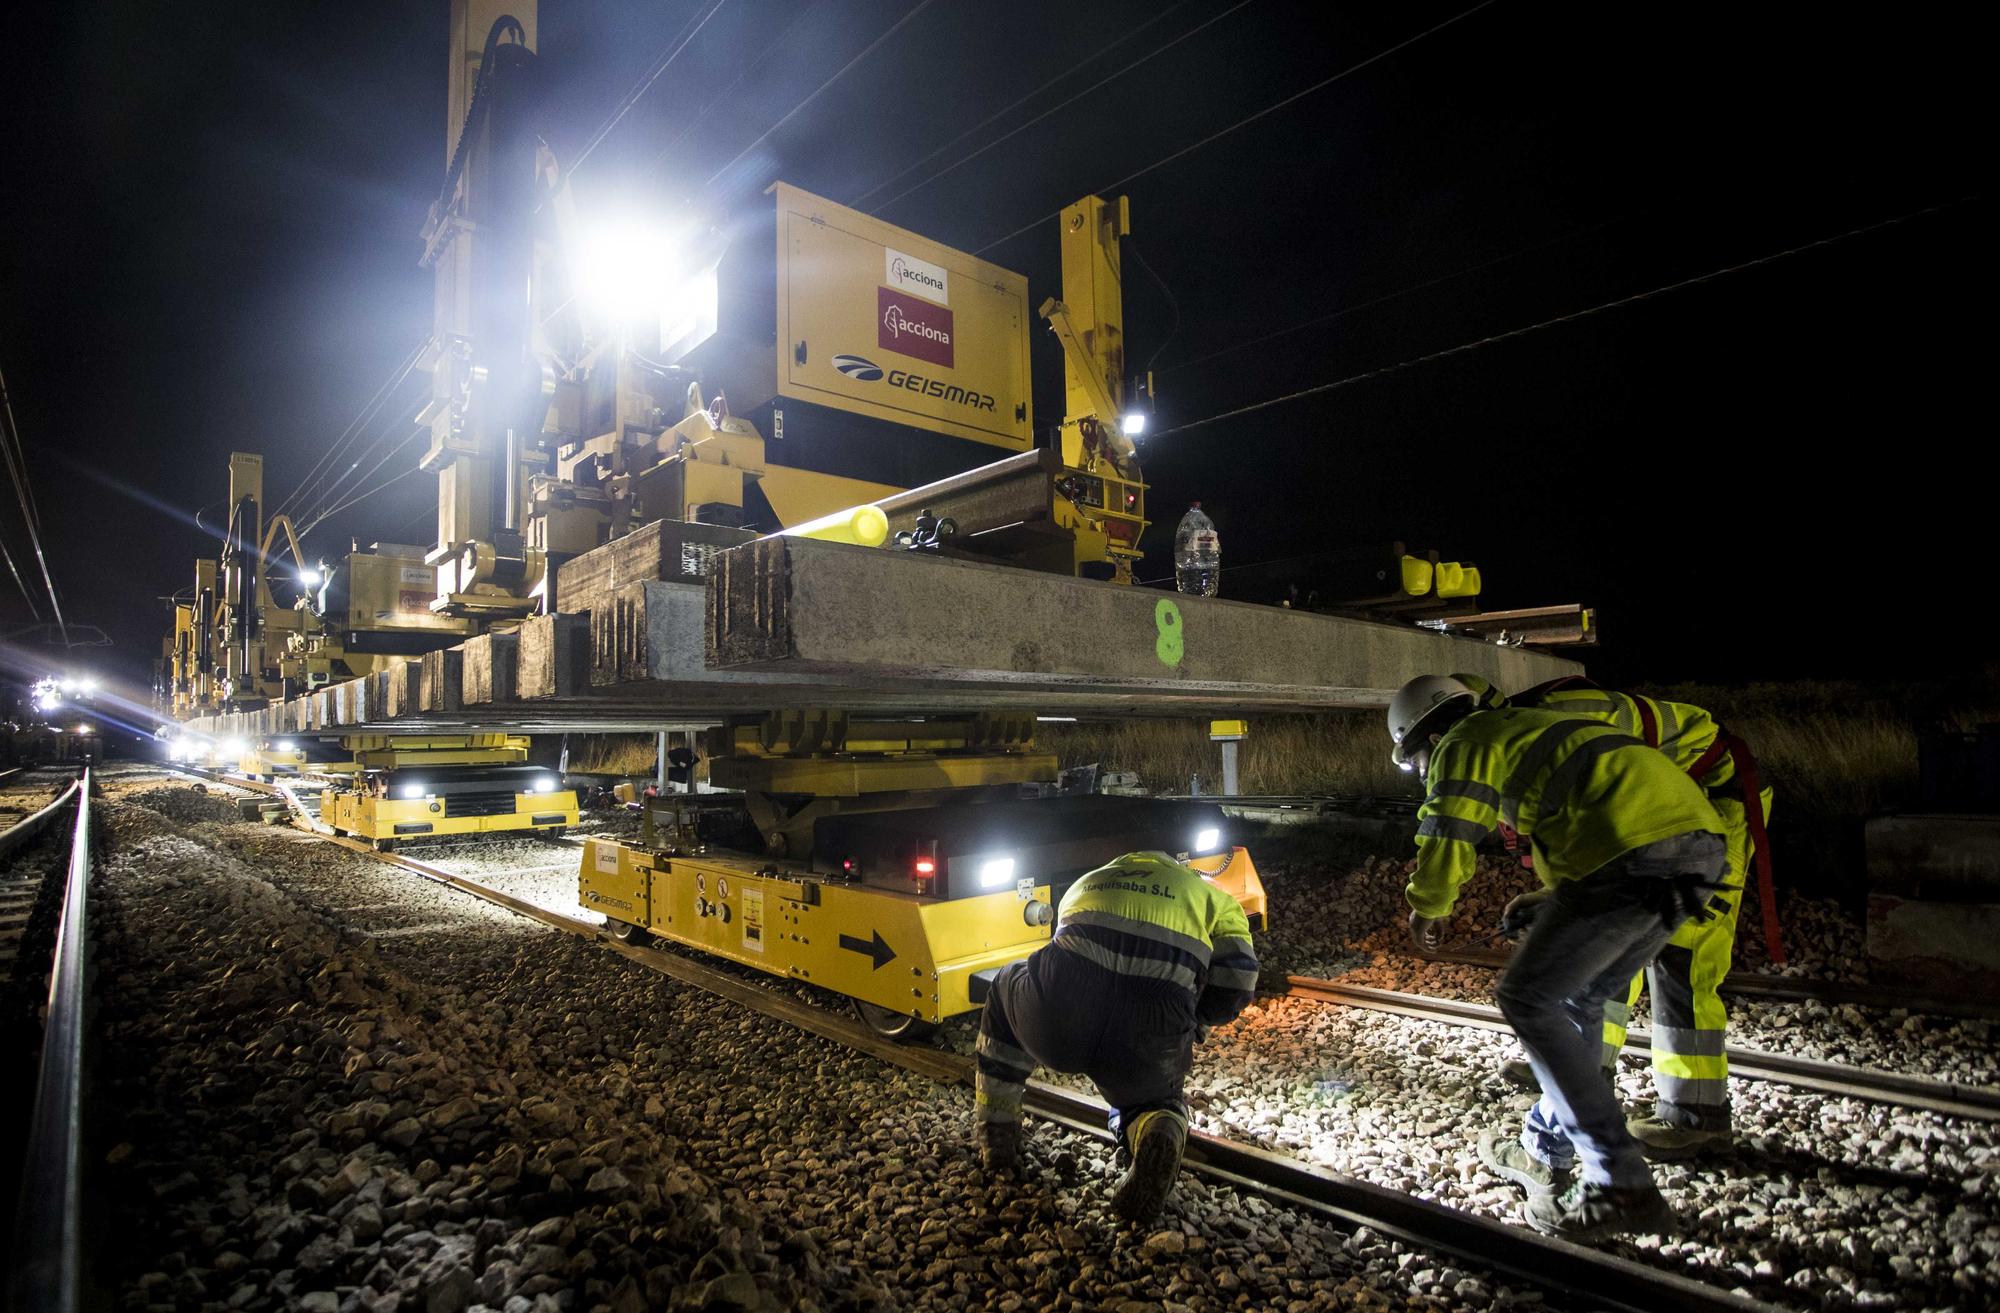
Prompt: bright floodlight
<box><xmin>977</xmin><ymin>855</ymin><xmax>1018</xmax><ymax>889</ymax></box>
<box><xmin>1193</xmin><ymin>827</ymin><xmax>1221</xmax><ymax>854</ymax></box>
<box><xmin>575</xmin><ymin>220</ymin><xmax>684</xmax><ymax>327</ymax></box>
<box><xmin>300</xmin><ymin>567</ymin><xmax>322</xmax><ymax>586</ymax></box>
<box><xmin>1120</xmin><ymin>411</ymin><xmax>1147</xmax><ymax>437</ymax></box>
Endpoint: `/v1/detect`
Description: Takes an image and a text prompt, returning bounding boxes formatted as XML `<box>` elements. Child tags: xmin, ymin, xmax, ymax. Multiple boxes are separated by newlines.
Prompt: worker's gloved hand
<box><xmin>1499</xmin><ymin>888</ymin><xmax>1553</xmax><ymax>940</ymax></box>
<box><xmin>1407</xmin><ymin>911</ymin><xmax>1450</xmax><ymax>953</ymax></box>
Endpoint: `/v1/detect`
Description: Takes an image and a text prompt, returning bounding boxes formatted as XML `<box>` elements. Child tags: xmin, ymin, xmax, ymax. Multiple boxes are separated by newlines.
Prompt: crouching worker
<box><xmin>1387</xmin><ymin>675</ymin><xmax>1727</xmax><ymax>1240</ymax></box>
<box><xmin>974</xmin><ymin>850</ymin><xmax>1259</xmax><ymax>1223</ymax></box>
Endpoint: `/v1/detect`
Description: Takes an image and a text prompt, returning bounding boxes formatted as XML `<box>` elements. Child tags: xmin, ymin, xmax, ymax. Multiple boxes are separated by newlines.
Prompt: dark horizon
<box><xmin>1</xmin><ymin>2</ymin><xmax>1987</xmax><ymax>703</ymax></box>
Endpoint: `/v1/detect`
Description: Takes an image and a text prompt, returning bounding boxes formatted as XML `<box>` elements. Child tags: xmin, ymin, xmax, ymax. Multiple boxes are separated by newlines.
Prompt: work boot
<box><xmin>1476</xmin><ymin>1130</ymin><xmax>1569</xmax><ymax>1197</ymax></box>
<box><xmin>1628</xmin><ymin>1114</ymin><xmax>1731</xmax><ymax>1161</ymax></box>
<box><xmin>1523</xmin><ymin>1180</ymin><xmax>1676</xmax><ymax>1240</ymax></box>
<box><xmin>978</xmin><ymin>1120</ymin><xmax>1021</xmax><ymax>1172</ymax></box>
<box><xmin>1498</xmin><ymin>1057</ymin><xmax>1618</xmax><ymax>1095</ymax></box>
<box><xmin>1111</xmin><ymin>1110</ymin><xmax>1187</xmax><ymax>1224</ymax></box>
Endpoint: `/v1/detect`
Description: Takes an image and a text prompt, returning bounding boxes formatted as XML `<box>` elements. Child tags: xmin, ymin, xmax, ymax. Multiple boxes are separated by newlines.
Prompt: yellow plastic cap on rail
<box><xmin>781</xmin><ymin>504</ymin><xmax>890</xmax><ymax>548</ymax></box>
<box><xmin>1434</xmin><ymin>562</ymin><xmax>1481</xmax><ymax>600</ymax></box>
<box><xmin>1399</xmin><ymin>555</ymin><xmax>1434</xmax><ymax>596</ymax></box>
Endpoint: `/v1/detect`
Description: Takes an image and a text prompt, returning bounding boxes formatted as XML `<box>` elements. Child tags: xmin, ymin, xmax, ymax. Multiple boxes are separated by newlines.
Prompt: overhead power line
<box><xmin>973</xmin><ymin>0</ymin><xmax>1503</xmax><ymax>255</ymax></box>
<box><xmin>854</xmin><ymin>0</ymin><xmax>1228</xmax><ymax>215</ymax></box>
<box><xmin>273</xmin><ymin>338</ymin><xmax>429</xmax><ymax>523</ymax></box>
<box><xmin>1151</xmin><ymin>197</ymin><xmax>1976</xmax><ymax>438</ymax></box>
<box><xmin>568</xmin><ymin>0</ymin><xmax>735</xmax><ymax>178</ymax></box>
<box><xmin>1160</xmin><ymin>216</ymin><xmax>1623</xmax><ymax>376</ymax></box>
<box><xmin>647</xmin><ymin>0</ymin><xmax>828</xmax><ymax>178</ymax></box>
<box><xmin>0</xmin><ymin>365</ymin><xmax>67</xmax><ymax>642</ymax></box>
<box><xmin>701</xmin><ymin>0</ymin><xmax>938</xmax><ymax>193</ymax></box>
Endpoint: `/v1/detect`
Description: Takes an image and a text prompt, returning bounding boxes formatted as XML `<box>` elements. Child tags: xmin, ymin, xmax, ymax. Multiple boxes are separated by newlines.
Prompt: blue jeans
<box><xmin>1496</xmin><ymin>831</ymin><xmax>1727</xmax><ymax>1187</ymax></box>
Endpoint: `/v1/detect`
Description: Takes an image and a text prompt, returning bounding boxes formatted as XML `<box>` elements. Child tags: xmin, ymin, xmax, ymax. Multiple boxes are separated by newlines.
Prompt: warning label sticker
<box><xmin>594</xmin><ymin>844</ymin><xmax>620</xmax><ymax>875</ymax></box>
<box><xmin>741</xmin><ymin>888</ymin><xmax>766</xmax><ymax>953</ymax></box>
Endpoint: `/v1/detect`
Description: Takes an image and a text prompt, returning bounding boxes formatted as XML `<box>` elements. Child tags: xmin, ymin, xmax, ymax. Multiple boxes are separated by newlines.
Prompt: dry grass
<box><xmin>1042</xmin><ymin>674</ymin><xmax>2000</xmax><ymax>892</ymax></box>
<box><xmin>1038</xmin><ymin>713</ymin><xmax>1415</xmax><ymax>799</ymax></box>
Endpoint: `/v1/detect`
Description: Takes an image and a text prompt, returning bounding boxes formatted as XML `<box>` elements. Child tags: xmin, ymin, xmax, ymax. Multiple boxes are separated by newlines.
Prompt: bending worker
<box><xmin>973</xmin><ymin>850</ymin><xmax>1260</xmax><ymax>1223</ymax></box>
<box><xmin>1387</xmin><ymin>674</ymin><xmax>1727</xmax><ymax>1239</ymax></box>
<box><xmin>1443</xmin><ymin>674</ymin><xmax>1773</xmax><ymax>1159</ymax></box>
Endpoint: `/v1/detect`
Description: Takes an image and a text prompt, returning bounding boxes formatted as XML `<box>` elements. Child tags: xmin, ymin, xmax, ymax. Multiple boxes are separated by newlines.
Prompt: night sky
<box><xmin>1</xmin><ymin>1</ymin><xmax>1985</xmax><ymax>702</ymax></box>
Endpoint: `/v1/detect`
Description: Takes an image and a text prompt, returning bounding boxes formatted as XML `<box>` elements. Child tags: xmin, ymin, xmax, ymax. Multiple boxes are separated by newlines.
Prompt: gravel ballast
<box><xmin>91</xmin><ymin>777</ymin><xmax>1585</xmax><ymax>1313</ymax></box>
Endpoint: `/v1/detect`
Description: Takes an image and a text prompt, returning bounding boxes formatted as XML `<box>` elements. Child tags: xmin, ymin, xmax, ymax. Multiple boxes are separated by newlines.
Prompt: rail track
<box><xmin>1416</xmin><ymin>944</ymin><xmax>2000</xmax><ymax>1021</ymax></box>
<box><xmin>4</xmin><ymin>768</ymin><xmax>91</xmax><ymax>1313</ymax></box>
<box><xmin>1286</xmin><ymin>975</ymin><xmax>2000</xmax><ymax>1121</ymax></box>
<box><xmin>138</xmin><ymin>766</ymin><xmax>1777</xmax><ymax>1313</ymax></box>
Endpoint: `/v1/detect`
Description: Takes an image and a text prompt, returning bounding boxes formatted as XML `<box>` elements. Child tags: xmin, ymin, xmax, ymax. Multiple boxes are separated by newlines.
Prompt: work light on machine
<box><xmin>1120</xmin><ymin>411</ymin><xmax>1147</xmax><ymax>438</ymax></box>
<box><xmin>1192</xmin><ymin>827</ymin><xmax>1222</xmax><ymax>855</ymax></box>
<box><xmin>396</xmin><ymin>782</ymin><xmax>429</xmax><ymax>800</ymax></box>
<box><xmin>976</xmin><ymin>855</ymin><xmax>1018</xmax><ymax>889</ymax></box>
<box><xmin>525</xmin><ymin>775</ymin><xmax>560</xmax><ymax>795</ymax></box>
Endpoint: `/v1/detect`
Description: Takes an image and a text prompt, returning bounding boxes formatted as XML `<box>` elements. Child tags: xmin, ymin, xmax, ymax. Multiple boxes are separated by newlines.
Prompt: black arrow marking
<box><xmin>839</xmin><ymin>929</ymin><xmax>897</xmax><ymax>970</ymax></box>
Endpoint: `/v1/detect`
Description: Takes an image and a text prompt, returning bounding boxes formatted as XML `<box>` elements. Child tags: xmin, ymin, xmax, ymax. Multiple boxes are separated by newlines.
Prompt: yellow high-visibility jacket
<box><xmin>1057</xmin><ymin>851</ymin><xmax>1261</xmax><ymax>1025</ymax></box>
<box><xmin>1406</xmin><ymin>708</ymin><xmax>1724</xmax><ymax>919</ymax></box>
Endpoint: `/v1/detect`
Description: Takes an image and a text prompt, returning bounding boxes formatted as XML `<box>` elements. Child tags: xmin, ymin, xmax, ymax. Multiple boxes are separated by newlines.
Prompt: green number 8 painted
<box><xmin>1154</xmin><ymin>598</ymin><xmax>1184</xmax><ymax>667</ymax></box>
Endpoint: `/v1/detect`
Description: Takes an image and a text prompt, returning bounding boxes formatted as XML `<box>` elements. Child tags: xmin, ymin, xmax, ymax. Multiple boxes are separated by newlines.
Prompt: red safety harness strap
<box><xmin>1633</xmin><ymin>697</ymin><xmax>1661</xmax><ymax>748</ymax></box>
<box><xmin>1706</xmin><ymin>730</ymin><xmax>1782</xmax><ymax>965</ymax></box>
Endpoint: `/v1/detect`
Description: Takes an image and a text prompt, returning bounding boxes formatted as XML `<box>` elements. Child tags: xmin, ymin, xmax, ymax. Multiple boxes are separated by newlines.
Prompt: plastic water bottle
<box><xmin>1174</xmin><ymin>503</ymin><xmax>1220</xmax><ymax>596</ymax></box>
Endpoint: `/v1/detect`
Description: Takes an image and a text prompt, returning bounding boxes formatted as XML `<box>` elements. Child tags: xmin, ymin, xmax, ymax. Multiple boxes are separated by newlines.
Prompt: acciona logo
<box><xmin>884</xmin><ymin>247</ymin><xmax>949</xmax><ymax>305</ymax></box>
<box><xmin>881</xmin><ymin>303</ymin><xmax>950</xmax><ymax>347</ymax></box>
<box><xmin>876</xmin><ymin>286</ymin><xmax>954</xmax><ymax>367</ymax></box>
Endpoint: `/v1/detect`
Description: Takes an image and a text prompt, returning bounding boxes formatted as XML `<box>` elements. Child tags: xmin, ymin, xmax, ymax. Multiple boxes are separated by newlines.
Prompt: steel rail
<box><xmin>0</xmin><ymin>775</ymin><xmax>83</xmax><ymax>860</ymax></box>
<box><xmin>1286</xmin><ymin>976</ymin><xmax>1999</xmax><ymax>1121</ymax></box>
<box><xmin>1417</xmin><ymin>944</ymin><xmax>2000</xmax><ymax>1021</ymax></box>
<box><xmin>284</xmin><ymin>829</ymin><xmax>1774</xmax><ymax>1313</ymax></box>
<box><xmin>7</xmin><ymin>767</ymin><xmax>91</xmax><ymax>1313</ymax></box>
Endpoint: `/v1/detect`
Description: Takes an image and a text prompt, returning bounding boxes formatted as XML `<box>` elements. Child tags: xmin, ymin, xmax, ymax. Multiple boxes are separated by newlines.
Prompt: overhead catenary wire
<box><xmin>972</xmin><ymin>0</ymin><xmax>1504</xmax><ymax>256</ymax></box>
<box><xmin>0</xmin><ymin>364</ymin><xmax>67</xmax><ymax>641</ymax></box>
<box><xmin>272</xmin><ymin>338</ymin><xmax>429</xmax><ymax>523</ymax></box>
<box><xmin>699</xmin><ymin>0</ymin><xmax>939</xmax><ymax>194</ymax></box>
<box><xmin>852</xmin><ymin>0</ymin><xmax>1228</xmax><ymax>215</ymax></box>
<box><xmin>302</xmin><ymin>464</ymin><xmax>427</xmax><ymax>537</ymax></box>
<box><xmin>646</xmin><ymin>0</ymin><xmax>828</xmax><ymax>178</ymax></box>
<box><xmin>1159</xmin><ymin>215</ymin><xmax>1624</xmax><ymax>376</ymax></box>
<box><xmin>1150</xmin><ymin>197</ymin><xmax>1976</xmax><ymax>438</ymax></box>
<box><xmin>567</xmin><ymin>0</ymin><xmax>735</xmax><ymax>179</ymax></box>
<box><xmin>298</xmin><ymin>426</ymin><xmax>431</xmax><ymax>541</ymax></box>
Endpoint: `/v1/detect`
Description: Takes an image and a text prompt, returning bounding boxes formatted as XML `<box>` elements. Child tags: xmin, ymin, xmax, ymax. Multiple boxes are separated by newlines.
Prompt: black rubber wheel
<box><xmin>373</xmin><ymin>838</ymin><xmax>396</xmax><ymax>853</ymax></box>
<box><xmin>853</xmin><ymin>999</ymin><xmax>937</xmax><ymax>1043</ymax></box>
<box><xmin>607</xmin><ymin>919</ymin><xmax>650</xmax><ymax>945</ymax></box>
<box><xmin>537</xmin><ymin>827</ymin><xmax>568</xmax><ymax>841</ymax></box>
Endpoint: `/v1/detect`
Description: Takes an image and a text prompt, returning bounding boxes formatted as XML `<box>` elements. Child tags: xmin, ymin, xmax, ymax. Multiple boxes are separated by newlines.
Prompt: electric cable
<box><xmin>1</xmin><ymin>530</ymin><xmax>40</xmax><ymax>620</ymax></box>
<box><xmin>645</xmin><ymin>0</ymin><xmax>826</xmax><ymax>177</ymax></box>
<box><xmin>0</xmin><ymin>364</ymin><xmax>67</xmax><ymax>641</ymax></box>
<box><xmin>1160</xmin><ymin>215</ymin><xmax>1622</xmax><ymax>376</ymax></box>
<box><xmin>297</xmin><ymin>418</ymin><xmax>429</xmax><ymax>538</ymax></box>
<box><xmin>302</xmin><ymin>464</ymin><xmax>427</xmax><ymax>538</ymax></box>
<box><xmin>851</xmin><ymin>0</ymin><xmax>1220</xmax><ymax>214</ymax></box>
<box><xmin>1123</xmin><ymin>239</ymin><xmax>1181</xmax><ymax>376</ymax></box>
<box><xmin>972</xmin><ymin>0</ymin><xmax>1503</xmax><ymax>256</ymax></box>
<box><xmin>568</xmin><ymin>0</ymin><xmax>734</xmax><ymax>178</ymax></box>
<box><xmin>700</xmin><ymin>0</ymin><xmax>938</xmax><ymax>194</ymax></box>
<box><xmin>273</xmin><ymin>338</ymin><xmax>428</xmax><ymax>521</ymax></box>
<box><xmin>1150</xmin><ymin>197</ymin><xmax>1975</xmax><ymax>438</ymax></box>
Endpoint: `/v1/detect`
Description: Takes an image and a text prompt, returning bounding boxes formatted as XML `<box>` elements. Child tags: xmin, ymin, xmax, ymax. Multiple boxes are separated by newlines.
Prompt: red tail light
<box><xmin>914</xmin><ymin>857</ymin><xmax>936</xmax><ymax>875</ymax></box>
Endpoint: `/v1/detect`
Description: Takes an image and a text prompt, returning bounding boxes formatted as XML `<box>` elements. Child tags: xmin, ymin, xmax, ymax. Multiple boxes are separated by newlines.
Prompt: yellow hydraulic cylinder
<box><xmin>779</xmin><ymin>503</ymin><xmax>889</xmax><ymax>548</ymax></box>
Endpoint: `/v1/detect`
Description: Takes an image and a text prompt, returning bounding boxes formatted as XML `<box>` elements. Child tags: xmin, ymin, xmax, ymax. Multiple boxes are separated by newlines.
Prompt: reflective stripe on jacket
<box><xmin>1407</xmin><ymin>708</ymin><xmax>1725</xmax><ymax>919</ymax></box>
<box><xmin>1523</xmin><ymin>687</ymin><xmax>1737</xmax><ymax>792</ymax></box>
<box><xmin>1056</xmin><ymin>851</ymin><xmax>1260</xmax><ymax>1025</ymax></box>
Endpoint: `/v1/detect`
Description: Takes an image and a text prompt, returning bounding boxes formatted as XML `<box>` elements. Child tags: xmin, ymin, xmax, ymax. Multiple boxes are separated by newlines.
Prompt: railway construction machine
<box><xmin>164</xmin><ymin>0</ymin><xmax>1578</xmax><ymax>1031</ymax></box>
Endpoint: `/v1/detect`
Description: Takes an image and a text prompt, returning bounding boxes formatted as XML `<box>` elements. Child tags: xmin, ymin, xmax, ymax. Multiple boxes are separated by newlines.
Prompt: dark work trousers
<box><xmin>975</xmin><ymin>939</ymin><xmax>1197</xmax><ymax>1146</ymax></box>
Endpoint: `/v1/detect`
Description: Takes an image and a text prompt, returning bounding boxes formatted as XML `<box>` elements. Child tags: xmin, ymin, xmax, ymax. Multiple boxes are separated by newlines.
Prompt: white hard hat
<box><xmin>1387</xmin><ymin>674</ymin><xmax>1478</xmax><ymax>750</ymax></box>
